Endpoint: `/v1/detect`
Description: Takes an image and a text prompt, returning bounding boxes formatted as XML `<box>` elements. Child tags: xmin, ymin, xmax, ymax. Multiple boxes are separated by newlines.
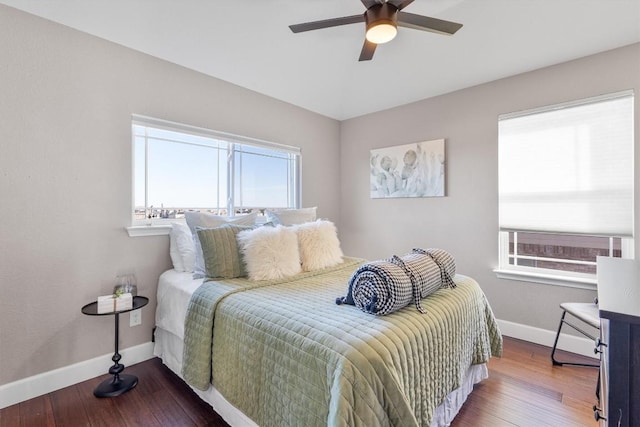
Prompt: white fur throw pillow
<box><xmin>295</xmin><ymin>220</ymin><xmax>343</xmax><ymax>271</ymax></box>
<box><xmin>237</xmin><ymin>225</ymin><xmax>301</xmax><ymax>280</ymax></box>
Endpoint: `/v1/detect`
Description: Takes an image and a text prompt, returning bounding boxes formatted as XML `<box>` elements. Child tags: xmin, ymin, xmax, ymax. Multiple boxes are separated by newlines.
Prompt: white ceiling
<box><xmin>3</xmin><ymin>0</ymin><xmax>640</xmax><ymax>120</ymax></box>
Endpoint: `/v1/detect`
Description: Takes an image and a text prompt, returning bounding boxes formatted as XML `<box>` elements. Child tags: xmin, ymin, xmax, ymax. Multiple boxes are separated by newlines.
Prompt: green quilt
<box><xmin>182</xmin><ymin>257</ymin><xmax>502</xmax><ymax>426</ymax></box>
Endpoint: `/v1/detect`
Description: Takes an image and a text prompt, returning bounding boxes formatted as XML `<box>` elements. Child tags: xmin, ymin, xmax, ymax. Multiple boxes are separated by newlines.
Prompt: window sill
<box><xmin>494</xmin><ymin>268</ymin><xmax>597</xmax><ymax>290</ymax></box>
<box><xmin>126</xmin><ymin>225</ymin><xmax>171</xmax><ymax>237</ymax></box>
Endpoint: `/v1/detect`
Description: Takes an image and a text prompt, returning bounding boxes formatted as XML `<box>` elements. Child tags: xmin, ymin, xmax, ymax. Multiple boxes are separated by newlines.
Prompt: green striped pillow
<box><xmin>197</xmin><ymin>224</ymin><xmax>254</xmax><ymax>279</ymax></box>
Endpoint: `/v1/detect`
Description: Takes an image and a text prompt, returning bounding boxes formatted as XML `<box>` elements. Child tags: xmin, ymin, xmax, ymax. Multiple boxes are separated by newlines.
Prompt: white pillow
<box><xmin>185</xmin><ymin>212</ymin><xmax>258</xmax><ymax>278</ymax></box>
<box><xmin>169</xmin><ymin>223</ymin><xmax>185</xmax><ymax>272</ymax></box>
<box><xmin>237</xmin><ymin>225</ymin><xmax>301</xmax><ymax>281</ymax></box>
<box><xmin>169</xmin><ymin>222</ymin><xmax>195</xmax><ymax>272</ymax></box>
<box><xmin>176</xmin><ymin>223</ymin><xmax>196</xmax><ymax>272</ymax></box>
<box><xmin>265</xmin><ymin>207</ymin><xmax>317</xmax><ymax>226</ymax></box>
<box><xmin>295</xmin><ymin>220</ymin><xmax>344</xmax><ymax>271</ymax></box>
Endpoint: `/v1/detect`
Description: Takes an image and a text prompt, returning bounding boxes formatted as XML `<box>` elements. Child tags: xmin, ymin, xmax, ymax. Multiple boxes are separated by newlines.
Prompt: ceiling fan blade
<box><xmin>361</xmin><ymin>0</ymin><xmax>383</xmax><ymax>8</ymax></box>
<box><xmin>387</xmin><ymin>0</ymin><xmax>414</xmax><ymax>10</ymax></box>
<box><xmin>359</xmin><ymin>39</ymin><xmax>377</xmax><ymax>61</ymax></box>
<box><xmin>397</xmin><ymin>11</ymin><xmax>463</xmax><ymax>35</ymax></box>
<box><xmin>289</xmin><ymin>14</ymin><xmax>364</xmax><ymax>33</ymax></box>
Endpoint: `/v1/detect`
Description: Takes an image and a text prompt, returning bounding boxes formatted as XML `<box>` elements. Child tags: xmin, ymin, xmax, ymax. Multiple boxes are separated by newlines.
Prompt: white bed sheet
<box><xmin>153</xmin><ymin>269</ymin><xmax>488</xmax><ymax>427</ymax></box>
<box><xmin>155</xmin><ymin>269</ymin><xmax>203</xmax><ymax>339</ymax></box>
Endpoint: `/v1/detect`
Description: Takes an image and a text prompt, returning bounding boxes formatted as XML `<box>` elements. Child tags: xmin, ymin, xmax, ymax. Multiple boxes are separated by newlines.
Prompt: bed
<box><xmin>153</xmin><ymin>256</ymin><xmax>502</xmax><ymax>427</ymax></box>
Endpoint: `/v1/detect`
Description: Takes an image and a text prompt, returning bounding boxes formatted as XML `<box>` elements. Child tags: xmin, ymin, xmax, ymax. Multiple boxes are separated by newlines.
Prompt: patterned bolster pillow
<box><xmin>392</xmin><ymin>252</ymin><xmax>442</xmax><ymax>314</ymax></box>
<box><xmin>336</xmin><ymin>259</ymin><xmax>413</xmax><ymax>316</ymax></box>
<box><xmin>412</xmin><ymin>248</ymin><xmax>457</xmax><ymax>289</ymax></box>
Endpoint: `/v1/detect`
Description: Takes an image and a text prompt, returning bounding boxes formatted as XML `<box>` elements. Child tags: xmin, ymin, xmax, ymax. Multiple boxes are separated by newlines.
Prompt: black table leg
<box><xmin>93</xmin><ymin>312</ymin><xmax>138</xmax><ymax>397</ymax></box>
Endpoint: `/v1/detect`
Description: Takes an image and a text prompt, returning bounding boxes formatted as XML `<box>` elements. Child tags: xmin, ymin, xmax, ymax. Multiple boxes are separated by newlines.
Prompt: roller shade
<box><xmin>499</xmin><ymin>91</ymin><xmax>634</xmax><ymax>237</ymax></box>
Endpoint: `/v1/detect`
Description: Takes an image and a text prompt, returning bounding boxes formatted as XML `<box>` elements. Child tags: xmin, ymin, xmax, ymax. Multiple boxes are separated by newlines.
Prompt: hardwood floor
<box><xmin>453</xmin><ymin>337</ymin><xmax>599</xmax><ymax>427</ymax></box>
<box><xmin>0</xmin><ymin>337</ymin><xmax>599</xmax><ymax>426</ymax></box>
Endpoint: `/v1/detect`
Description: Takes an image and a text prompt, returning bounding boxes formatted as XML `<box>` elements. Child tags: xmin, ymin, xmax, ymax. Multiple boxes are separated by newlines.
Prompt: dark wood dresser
<box><xmin>595</xmin><ymin>310</ymin><xmax>640</xmax><ymax>426</ymax></box>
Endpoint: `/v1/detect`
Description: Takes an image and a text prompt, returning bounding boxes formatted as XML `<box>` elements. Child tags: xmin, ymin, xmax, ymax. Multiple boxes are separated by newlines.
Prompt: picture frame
<box><xmin>370</xmin><ymin>139</ymin><xmax>445</xmax><ymax>199</ymax></box>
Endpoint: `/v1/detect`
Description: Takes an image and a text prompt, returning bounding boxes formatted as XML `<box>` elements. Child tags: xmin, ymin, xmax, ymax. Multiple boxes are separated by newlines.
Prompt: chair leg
<box><xmin>551</xmin><ymin>311</ymin><xmax>567</xmax><ymax>366</ymax></box>
<box><xmin>550</xmin><ymin>311</ymin><xmax>599</xmax><ymax>368</ymax></box>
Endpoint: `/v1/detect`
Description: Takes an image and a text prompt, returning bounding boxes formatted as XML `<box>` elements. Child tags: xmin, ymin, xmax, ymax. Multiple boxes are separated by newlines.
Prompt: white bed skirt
<box><xmin>153</xmin><ymin>327</ymin><xmax>487</xmax><ymax>427</ymax></box>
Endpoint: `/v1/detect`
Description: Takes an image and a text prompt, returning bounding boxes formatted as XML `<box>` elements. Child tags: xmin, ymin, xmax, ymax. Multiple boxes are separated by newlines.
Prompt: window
<box><xmin>497</xmin><ymin>91</ymin><xmax>634</xmax><ymax>286</ymax></box>
<box><xmin>131</xmin><ymin>116</ymin><xmax>300</xmax><ymax>227</ymax></box>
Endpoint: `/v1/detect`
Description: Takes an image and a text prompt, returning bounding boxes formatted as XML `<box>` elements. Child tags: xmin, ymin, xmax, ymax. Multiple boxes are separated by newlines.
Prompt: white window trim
<box><xmin>126</xmin><ymin>224</ymin><xmax>172</xmax><ymax>237</ymax></box>
<box><xmin>495</xmin><ymin>232</ymin><xmax>634</xmax><ymax>289</ymax></box>
<box><xmin>125</xmin><ymin>213</ymin><xmax>275</xmax><ymax>237</ymax></box>
<box><xmin>494</xmin><ymin>268</ymin><xmax>597</xmax><ymax>290</ymax></box>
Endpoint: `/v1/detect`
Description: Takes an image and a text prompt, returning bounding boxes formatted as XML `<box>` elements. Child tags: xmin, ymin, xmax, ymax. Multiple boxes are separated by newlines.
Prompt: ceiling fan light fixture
<box><xmin>365</xmin><ymin>3</ymin><xmax>398</xmax><ymax>44</ymax></box>
<box><xmin>366</xmin><ymin>22</ymin><xmax>397</xmax><ymax>44</ymax></box>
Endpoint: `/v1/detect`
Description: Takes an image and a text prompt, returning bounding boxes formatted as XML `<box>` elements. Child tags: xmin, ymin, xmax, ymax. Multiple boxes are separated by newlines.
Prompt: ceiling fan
<box><xmin>289</xmin><ymin>0</ymin><xmax>463</xmax><ymax>61</ymax></box>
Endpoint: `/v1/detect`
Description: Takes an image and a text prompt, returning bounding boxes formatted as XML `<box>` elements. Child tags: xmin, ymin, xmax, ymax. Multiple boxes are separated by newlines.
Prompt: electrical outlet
<box><xmin>130</xmin><ymin>309</ymin><xmax>142</xmax><ymax>327</ymax></box>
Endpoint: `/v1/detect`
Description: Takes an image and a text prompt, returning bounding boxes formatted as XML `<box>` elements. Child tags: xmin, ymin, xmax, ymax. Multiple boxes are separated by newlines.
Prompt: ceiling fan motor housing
<box><xmin>365</xmin><ymin>3</ymin><xmax>399</xmax><ymax>43</ymax></box>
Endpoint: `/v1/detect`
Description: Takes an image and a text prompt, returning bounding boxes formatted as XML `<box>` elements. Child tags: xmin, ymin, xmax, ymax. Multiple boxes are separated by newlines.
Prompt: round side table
<box><xmin>81</xmin><ymin>296</ymin><xmax>149</xmax><ymax>397</ymax></box>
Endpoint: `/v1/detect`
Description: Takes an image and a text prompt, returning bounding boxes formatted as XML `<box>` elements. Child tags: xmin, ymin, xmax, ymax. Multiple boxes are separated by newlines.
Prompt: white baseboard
<box><xmin>0</xmin><ymin>319</ymin><xmax>598</xmax><ymax>410</ymax></box>
<box><xmin>0</xmin><ymin>341</ymin><xmax>154</xmax><ymax>410</ymax></box>
<box><xmin>497</xmin><ymin>319</ymin><xmax>599</xmax><ymax>360</ymax></box>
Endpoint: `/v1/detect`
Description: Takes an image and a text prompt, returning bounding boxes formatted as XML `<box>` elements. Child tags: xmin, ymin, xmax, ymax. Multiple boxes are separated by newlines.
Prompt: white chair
<box><xmin>550</xmin><ymin>302</ymin><xmax>600</xmax><ymax>368</ymax></box>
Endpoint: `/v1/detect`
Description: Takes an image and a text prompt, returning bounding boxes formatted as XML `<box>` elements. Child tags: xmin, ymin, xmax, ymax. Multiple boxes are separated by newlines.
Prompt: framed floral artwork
<box><xmin>370</xmin><ymin>139</ymin><xmax>445</xmax><ymax>198</ymax></box>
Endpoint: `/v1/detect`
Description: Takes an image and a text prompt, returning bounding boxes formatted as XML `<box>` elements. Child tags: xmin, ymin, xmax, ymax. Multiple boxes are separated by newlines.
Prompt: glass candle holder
<box><xmin>114</xmin><ymin>274</ymin><xmax>138</xmax><ymax>297</ymax></box>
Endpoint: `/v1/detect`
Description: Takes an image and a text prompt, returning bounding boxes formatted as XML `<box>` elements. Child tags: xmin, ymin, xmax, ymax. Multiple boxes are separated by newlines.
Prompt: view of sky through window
<box><xmin>133</xmin><ymin>123</ymin><xmax>296</xmax><ymax>219</ymax></box>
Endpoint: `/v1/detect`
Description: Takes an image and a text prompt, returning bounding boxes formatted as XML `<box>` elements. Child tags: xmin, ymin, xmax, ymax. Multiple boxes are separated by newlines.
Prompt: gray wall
<box><xmin>2</xmin><ymin>2</ymin><xmax>639</xmax><ymax>390</ymax></box>
<box><xmin>0</xmin><ymin>5</ymin><xmax>341</xmax><ymax>386</ymax></box>
<box><xmin>339</xmin><ymin>42</ymin><xmax>640</xmax><ymax>331</ymax></box>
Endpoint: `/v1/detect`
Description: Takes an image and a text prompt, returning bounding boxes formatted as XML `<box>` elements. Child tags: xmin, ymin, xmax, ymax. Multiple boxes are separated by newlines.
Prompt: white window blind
<box><xmin>498</xmin><ymin>91</ymin><xmax>634</xmax><ymax>237</ymax></box>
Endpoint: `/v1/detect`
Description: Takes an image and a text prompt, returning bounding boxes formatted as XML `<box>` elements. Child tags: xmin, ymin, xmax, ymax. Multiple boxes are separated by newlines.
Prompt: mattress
<box><xmin>154</xmin><ymin>268</ymin><xmax>494</xmax><ymax>426</ymax></box>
